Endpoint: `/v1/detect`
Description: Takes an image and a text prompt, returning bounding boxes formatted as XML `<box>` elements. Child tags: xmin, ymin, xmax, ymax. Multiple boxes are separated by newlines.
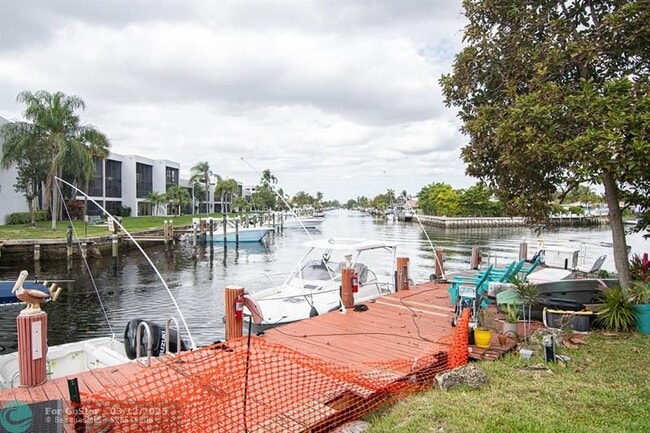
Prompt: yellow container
<box><xmin>474</xmin><ymin>327</ymin><xmax>493</xmax><ymax>348</ymax></box>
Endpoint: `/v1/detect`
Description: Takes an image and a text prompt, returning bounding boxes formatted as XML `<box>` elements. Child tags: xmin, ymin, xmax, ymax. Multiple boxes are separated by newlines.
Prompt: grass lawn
<box><xmin>366</xmin><ymin>332</ymin><xmax>650</xmax><ymax>433</ymax></box>
<box><xmin>0</xmin><ymin>215</ymin><xmax>226</xmax><ymax>240</ymax></box>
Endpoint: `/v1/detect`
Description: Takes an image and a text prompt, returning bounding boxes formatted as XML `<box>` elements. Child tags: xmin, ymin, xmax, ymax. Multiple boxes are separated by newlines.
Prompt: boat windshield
<box><xmin>298</xmin><ymin>260</ymin><xmax>336</xmax><ymax>281</ymax></box>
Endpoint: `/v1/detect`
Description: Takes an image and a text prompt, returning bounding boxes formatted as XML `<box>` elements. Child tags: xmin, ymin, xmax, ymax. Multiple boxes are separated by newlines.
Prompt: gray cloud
<box><xmin>0</xmin><ymin>0</ymin><xmax>473</xmax><ymax>201</ymax></box>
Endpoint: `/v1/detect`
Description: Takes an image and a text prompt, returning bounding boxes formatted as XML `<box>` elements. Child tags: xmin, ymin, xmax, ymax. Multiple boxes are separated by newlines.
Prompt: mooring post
<box><xmin>33</xmin><ymin>244</ymin><xmax>41</xmax><ymax>262</ymax></box>
<box><xmin>192</xmin><ymin>221</ymin><xmax>197</xmax><ymax>259</ymax></box>
<box><xmin>224</xmin><ymin>286</ymin><xmax>245</xmax><ymax>340</ymax></box>
<box><xmin>519</xmin><ymin>239</ymin><xmax>528</xmax><ymax>261</ymax></box>
<box><xmin>17</xmin><ymin>311</ymin><xmax>48</xmax><ymax>386</ymax></box>
<box><xmin>470</xmin><ymin>246</ymin><xmax>481</xmax><ymax>269</ymax></box>
<box><xmin>209</xmin><ymin>219</ymin><xmax>214</xmax><ymax>261</ymax></box>
<box><xmin>396</xmin><ymin>257</ymin><xmax>410</xmax><ymax>291</ymax></box>
<box><xmin>235</xmin><ymin>220</ymin><xmax>240</xmax><ymax>247</ymax></box>
<box><xmin>341</xmin><ymin>267</ymin><xmax>354</xmax><ymax>309</ymax></box>
<box><xmin>111</xmin><ymin>234</ymin><xmax>119</xmax><ymax>270</ymax></box>
<box><xmin>434</xmin><ymin>249</ymin><xmax>446</xmax><ymax>280</ymax></box>
<box><xmin>66</xmin><ymin>223</ymin><xmax>73</xmax><ymax>271</ymax></box>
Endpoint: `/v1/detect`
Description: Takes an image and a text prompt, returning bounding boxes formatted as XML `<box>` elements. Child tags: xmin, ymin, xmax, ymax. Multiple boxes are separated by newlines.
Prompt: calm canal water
<box><xmin>0</xmin><ymin>209</ymin><xmax>647</xmax><ymax>352</ymax></box>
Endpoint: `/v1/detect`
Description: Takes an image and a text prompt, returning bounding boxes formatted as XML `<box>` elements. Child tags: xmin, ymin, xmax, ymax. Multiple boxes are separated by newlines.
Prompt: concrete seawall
<box><xmin>414</xmin><ymin>215</ymin><xmax>608</xmax><ymax>228</ymax></box>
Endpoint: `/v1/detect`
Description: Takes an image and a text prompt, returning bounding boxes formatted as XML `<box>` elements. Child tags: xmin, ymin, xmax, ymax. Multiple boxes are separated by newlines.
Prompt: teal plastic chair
<box><xmin>448</xmin><ymin>265</ymin><xmax>494</xmax><ymax>306</ymax></box>
<box><xmin>520</xmin><ymin>255</ymin><xmax>542</xmax><ymax>281</ymax></box>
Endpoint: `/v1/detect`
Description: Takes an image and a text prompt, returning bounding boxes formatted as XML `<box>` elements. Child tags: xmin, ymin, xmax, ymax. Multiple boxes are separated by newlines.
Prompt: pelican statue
<box><xmin>11</xmin><ymin>270</ymin><xmax>61</xmax><ymax>316</ymax></box>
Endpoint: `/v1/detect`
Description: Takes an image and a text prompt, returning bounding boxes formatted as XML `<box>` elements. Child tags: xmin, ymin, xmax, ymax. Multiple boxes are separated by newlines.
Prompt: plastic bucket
<box><xmin>634</xmin><ymin>304</ymin><xmax>650</xmax><ymax>335</ymax></box>
<box><xmin>474</xmin><ymin>327</ymin><xmax>492</xmax><ymax>348</ymax></box>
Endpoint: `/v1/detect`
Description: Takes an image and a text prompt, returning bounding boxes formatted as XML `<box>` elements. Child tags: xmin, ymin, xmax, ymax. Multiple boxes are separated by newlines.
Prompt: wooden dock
<box><xmin>0</xmin><ymin>281</ymin><xmax>518</xmax><ymax>432</ymax></box>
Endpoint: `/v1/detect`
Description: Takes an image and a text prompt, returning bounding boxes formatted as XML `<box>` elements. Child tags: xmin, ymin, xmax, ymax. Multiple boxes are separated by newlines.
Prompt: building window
<box><xmin>105</xmin><ymin>160</ymin><xmax>122</xmax><ymax>198</ymax></box>
<box><xmin>105</xmin><ymin>200</ymin><xmax>122</xmax><ymax>216</ymax></box>
<box><xmin>166</xmin><ymin>167</ymin><xmax>179</xmax><ymax>190</ymax></box>
<box><xmin>136</xmin><ymin>163</ymin><xmax>153</xmax><ymax>198</ymax></box>
<box><xmin>88</xmin><ymin>159</ymin><xmax>103</xmax><ymax>196</ymax></box>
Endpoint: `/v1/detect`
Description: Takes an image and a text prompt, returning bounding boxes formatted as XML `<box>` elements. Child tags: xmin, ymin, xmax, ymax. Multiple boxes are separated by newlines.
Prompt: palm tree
<box><xmin>146</xmin><ymin>191</ymin><xmax>167</xmax><ymax>216</ymax></box>
<box><xmin>166</xmin><ymin>186</ymin><xmax>190</xmax><ymax>216</ymax></box>
<box><xmin>7</xmin><ymin>90</ymin><xmax>110</xmax><ymax>230</ymax></box>
<box><xmin>189</xmin><ymin>161</ymin><xmax>212</xmax><ymax>215</ymax></box>
<box><xmin>215</xmin><ymin>178</ymin><xmax>239</xmax><ymax>214</ymax></box>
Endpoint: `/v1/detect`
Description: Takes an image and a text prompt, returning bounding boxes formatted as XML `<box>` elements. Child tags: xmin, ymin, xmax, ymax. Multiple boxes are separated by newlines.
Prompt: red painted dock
<box><xmin>0</xmin><ymin>281</ymin><xmax>517</xmax><ymax>432</ymax></box>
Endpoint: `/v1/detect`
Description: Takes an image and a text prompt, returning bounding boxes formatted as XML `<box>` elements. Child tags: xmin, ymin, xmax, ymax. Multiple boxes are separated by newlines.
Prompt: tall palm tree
<box><xmin>189</xmin><ymin>161</ymin><xmax>212</xmax><ymax>215</ymax></box>
<box><xmin>8</xmin><ymin>90</ymin><xmax>110</xmax><ymax>230</ymax></box>
<box><xmin>215</xmin><ymin>178</ymin><xmax>239</xmax><ymax>214</ymax></box>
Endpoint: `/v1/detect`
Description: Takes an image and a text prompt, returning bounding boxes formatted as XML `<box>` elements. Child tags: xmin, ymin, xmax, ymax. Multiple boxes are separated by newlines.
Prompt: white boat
<box><xmin>190</xmin><ymin>217</ymin><xmax>273</xmax><ymax>242</ymax></box>
<box><xmin>0</xmin><ymin>336</ymin><xmax>129</xmax><ymax>389</ymax></box>
<box><xmin>247</xmin><ymin>238</ymin><xmax>399</xmax><ymax>330</ymax></box>
<box><xmin>282</xmin><ymin>216</ymin><xmax>324</xmax><ymax>229</ymax></box>
<box><xmin>211</xmin><ymin>225</ymin><xmax>272</xmax><ymax>243</ymax></box>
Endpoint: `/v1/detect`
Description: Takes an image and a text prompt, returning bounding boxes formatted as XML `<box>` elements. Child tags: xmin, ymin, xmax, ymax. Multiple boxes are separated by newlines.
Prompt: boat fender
<box><xmin>123</xmin><ymin>318</ymin><xmax>188</xmax><ymax>360</ymax></box>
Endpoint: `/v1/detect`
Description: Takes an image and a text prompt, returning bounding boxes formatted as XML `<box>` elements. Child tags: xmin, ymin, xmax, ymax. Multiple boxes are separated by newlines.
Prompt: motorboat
<box><xmin>0</xmin><ymin>316</ymin><xmax>188</xmax><ymax>389</ymax></box>
<box><xmin>210</xmin><ymin>224</ymin><xmax>272</xmax><ymax>243</ymax></box>
<box><xmin>188</xmin><ymin>217</ymin><xmax>272</xmax><ymax>242</ymax></box>
<box><xmin>281</xmin><ymin>216</ymin><xmax>324</xmax><ymax>229</ymax></box>
<box><xmin>246</xmin><ymin>238</ymin><xmax>399</xmax><ymax>331</ymax></box>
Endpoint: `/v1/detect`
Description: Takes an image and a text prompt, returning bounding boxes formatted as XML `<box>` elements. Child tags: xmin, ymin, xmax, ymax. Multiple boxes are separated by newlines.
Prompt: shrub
<box><xmin>7</xmin><ymin>211</ymin><xmax>48</xmax><ymax>225</ymax></box>
<box><xmin>596</xmin><ymin>286</ymin><xmax>637</xmax><ymax>332</ymax></box>
<box><xmin>65</xmin><ymin>200</ymin><xmax>85</xmax><ymax>220</ymax></box>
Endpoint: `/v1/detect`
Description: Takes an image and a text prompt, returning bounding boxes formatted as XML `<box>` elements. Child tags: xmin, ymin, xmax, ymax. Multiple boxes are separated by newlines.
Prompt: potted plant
<box><xmin>503</xmin><ymin>304</ymin><xmax>519</xmax><ymax>338</ymax></box>
<box><xmin>630</xmin><ymin>253</ymin><xmax>650</xmax><ymax>335</ymax></box>
<box><xmin>511</xmin><ymin>278</ymin><xmax>539</xmax><ymax>344</ymax></box>
<box><xmin>474</xmin><ymin>309</ymin><xmax>494</xmax><ymax>349</ymax></box>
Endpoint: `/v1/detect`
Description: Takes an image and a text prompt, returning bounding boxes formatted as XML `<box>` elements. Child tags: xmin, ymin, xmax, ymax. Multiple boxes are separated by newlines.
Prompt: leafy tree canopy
<box><xmin>441</xmin><ymin>0</ymin><xmax>650</xmax><ymax>287</ymax></box>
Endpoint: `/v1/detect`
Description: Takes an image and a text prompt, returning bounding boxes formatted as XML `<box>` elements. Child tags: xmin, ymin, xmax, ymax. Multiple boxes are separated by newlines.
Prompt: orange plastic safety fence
<box><xmin>447</xmin><ymin>308</ymin><xmax>470</xmax><ymax>369</ymax></box>
<box><xmin>75</xmin><ymin>330</ymin><xmax>468</xmax><ymax>432</ymax></box>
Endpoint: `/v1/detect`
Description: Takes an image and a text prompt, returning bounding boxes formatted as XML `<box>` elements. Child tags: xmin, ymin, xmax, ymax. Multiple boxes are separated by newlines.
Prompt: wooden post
<box><xmin>396</xmin><ymin>257</ymin><xmax>410</xmax><ymax>291</ymax></box>
<box><xmin>209</xmin><ymin>219</ymin><xmax>214</xmax><ymax>261</ymax></box>
<box><xmin>224</xmin><ymin>287</ymin><xmax>245</xmax><ymax>340</ymax></box>
<box><xmin>111</xmin><ymin>234</ymin><xmax>119</xmax><ymax>269</ymax></box>
<box><xmin>470</xmin><ymin>246</ymin><xmax>481</xmax><ymax>269</ymax></box>
<box><xmin>17</xmin><ymin>311</ymin><xmax>48</xmax><ymax>386</ymax></box>
<box><xmin>33</xmin><ymin>244</ymin><xmax>41</xmax><ymax>262</ymax></box>
<box><xmin>235</xmin><ymin>220</ymin><xmax>240</xmax><ymax>247</ymax></box>
<box><xmin>192</xmin><ymin>221</ymin><xmax>197</xmax><ymax>259</ymax></box>
<box><xmin>341</xmin><ymin>267</ymin><xmax>354</xmax><ymax>309</ymax></box>
<box><xmin>66</xmin><ymin>224</ymin><xmax>73</xmax><ymax>271</ymax></box>
<box><xmin>519</xmin><ymin>240</ymin><xmax>528</xmax><ymax>261</ymax></box>
<box><xmin>434</xmin><ymin>249</ymin><xmax>445</xmax><ymax>279</ymax></box>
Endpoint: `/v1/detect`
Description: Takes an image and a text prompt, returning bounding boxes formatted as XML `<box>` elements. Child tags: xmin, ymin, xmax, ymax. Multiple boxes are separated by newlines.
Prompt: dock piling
<box><xmin>341</xmin><ymin>267</ymin><xmax>354</xmax><ymax>309</ymax></box>
<box><xmin>396</xmin><ymin>257</ymin><xmax>410</xmax><ymax>291</ymax></box>
<box><xmin>225</xmin><ymin>286</ymin><xmax>245</xmax><ymax>340</ymax></box>
<box><xmin>470</xmin><ymin>247</ymin><xmax>481</xmax><ymax>269</ymax></box>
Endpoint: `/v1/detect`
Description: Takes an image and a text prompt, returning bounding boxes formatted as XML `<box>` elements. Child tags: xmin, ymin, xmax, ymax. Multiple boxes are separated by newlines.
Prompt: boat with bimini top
<box><xmin>246</xmin><ymin>238</ymin><xmax>399</xmax><ymax>331</ymax></box>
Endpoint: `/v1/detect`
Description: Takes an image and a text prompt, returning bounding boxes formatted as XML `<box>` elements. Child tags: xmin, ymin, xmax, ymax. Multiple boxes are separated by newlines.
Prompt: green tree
<box><xmin>3</xmin><ymin>91</ymin><xmax>110</xmax><ymax>230</ymax></box>
<box><xmin>232</xmin><ymin>196</ymin><xmax>249</xmax><ymax>213</ymax></box>
<box><xmin>166</xmin><ymin>185</ymin><xmax>190</xmax><ymax>216</ymax></box>
<box><xmin>291</xmin><ymin>191</ymin><xmax>315</xmax><ymax>207</ymax></box>
<box><xmin>190</xmin><ymin>161</ymin><xmax>213</xmax><ymax>215</ymax></box>
<box><xmin>459</xmin><ymin>182</ymin><xmax>502</xmax><ymax>217</ymax></box>
<box><xmin>253</xmin><ymin>169</ymin><xmax>279</xmax><ymax>210</ymax></box>
<box><xmin>0</xmin><ymin>124</ymin><xmax>49</xmax><ymax>226</ymax></box>
<box><xmin>440</xmin><ymin>0</ymin><xmax>650</xmax><ymax>288</ymax></box>
<box><xmin>145</xmin><ymin>191</ymin><xmax>167</xmax><ymax>216</ymax></box>
<box><xmin>417</xmin><ymin>182</ymin><xmax>460</xmax><ymax>216</ymax></box>
<box><xmin>215</xmin><ymin>178</ymin><xmax>239</xmax><ymax>214</ymax></box>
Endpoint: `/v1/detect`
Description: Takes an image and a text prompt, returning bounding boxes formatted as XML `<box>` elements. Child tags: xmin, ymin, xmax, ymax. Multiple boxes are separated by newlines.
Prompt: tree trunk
<box><xmin>602</xmin><ymin>169</ymin><xmax>631</xmax><ymax>289</ymax></box>
<box><xmin>50</xmin><ymin>178</ymin><xmax>58</xmax><ymax>230</ymax></box>
<box><xmin>28</xmin><ymin>198</ymin><xmax>35</xmax><ymax>227</ymax></box>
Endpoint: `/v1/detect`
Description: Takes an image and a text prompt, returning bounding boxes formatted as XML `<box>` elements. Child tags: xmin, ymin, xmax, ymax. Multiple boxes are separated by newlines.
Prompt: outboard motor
<box><xmin>123</xmin><ymin>318</ymin><xmax>189</xmax><ymax>360</ymax></box>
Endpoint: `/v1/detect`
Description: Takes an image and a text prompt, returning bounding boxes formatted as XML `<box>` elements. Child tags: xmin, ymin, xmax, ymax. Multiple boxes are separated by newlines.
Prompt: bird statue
<box><xmin>11</xmin><ymin>270</ymin><xmax>57</xmax><ymax>316</ymax></box>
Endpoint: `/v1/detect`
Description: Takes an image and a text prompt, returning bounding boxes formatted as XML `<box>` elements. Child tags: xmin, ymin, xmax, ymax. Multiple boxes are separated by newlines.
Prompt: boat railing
<box><xmin>135</xmin><ymin>321</ymin><xmax>153</xmax><ymax>367</ymax></box>
<box><xmin>165</xmin><ymin>317</ymin><xmax>181</xmax><ymax>356</ymax></box>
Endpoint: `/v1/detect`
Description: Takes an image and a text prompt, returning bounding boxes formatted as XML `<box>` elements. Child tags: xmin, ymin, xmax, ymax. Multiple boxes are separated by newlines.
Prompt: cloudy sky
<box><xmin>0</xmin><ymin>0</ymin><xmax>471</xmax><ymax>202</ymax></box>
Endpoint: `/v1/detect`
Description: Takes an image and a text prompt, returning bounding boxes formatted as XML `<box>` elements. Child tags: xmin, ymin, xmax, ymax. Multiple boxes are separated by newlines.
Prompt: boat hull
<box><xmin>210</xmin><ymin>228</ymin><xmax>271</xmax><ymax>243</ymax></box>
